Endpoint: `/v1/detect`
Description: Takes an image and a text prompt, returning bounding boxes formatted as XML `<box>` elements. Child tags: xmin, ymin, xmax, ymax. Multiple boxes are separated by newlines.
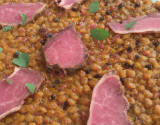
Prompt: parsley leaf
<box><xmin>89</xmin><ymin>1</ymin><xmax>100</xmax><ymax>13</ymax></box>
<box><xmin>3</xmin><ymin>26</ymin><xmax>13</xmax><ymax>32</ymax></box>
<box><xmin>0</xmin><ymin>47</ymin><xmax>3</xmax><ymax>53</ymax></box>
<box><xmin>90</xmin><ymin>28</ymin><xmax>110</xmax><ymax>40</ymax></box>
<box><xmin>124</xmin><ymin>21</ymin><xmax>137</xmax><ymax>29</ymax></box>
<box><xmin>12</xmin><ymin>51</ymin><xmax>30</xmax><ymax>67</ymax></box>
<box><xmin>5</xmin><ymin>78</ymin><xmax>13</xmax><ymax>85</ymax></box>
<box><xmin>25</xmin><ymin>83</ymin><xmax>35</xmax><ymax>94</ymax></box>
<box><xmin>20</xmin><ymin>13</ymin><xmax>27</xmax><ymax>26</ymax></box>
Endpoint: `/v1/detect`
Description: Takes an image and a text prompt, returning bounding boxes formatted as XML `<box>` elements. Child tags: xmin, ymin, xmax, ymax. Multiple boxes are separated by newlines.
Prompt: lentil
<box><xmin>48</xmin><ymin>33</ymin><xmax>53</xmax><ymax>38</ymax></box>
<box><xmin>118</xmin><ymin>3</ymin><xmax>123</xmax><ymax>9</ymax></box>
<box><xmin>42</xmin><ymin>39</ymin><xmax>47</xmax><ymax>45</ymax></box>
<box><xmin>106</xmin><ymin>10</ymin><xmax>111</xmax><ymax>15</ymax></box>
<box><xmin>127</xmin><ymin>46</ymin><xmax>132</xmax><ymax>52</ymax></box>
<box><xmin>99</xmin><ymin>17</ymin><xmax>104</xmax><ymax>21</ymax></box>
<box><xmin>0</xmin><ymin>0</ymin><xmax>160</xmax><ymax>125</ymax></box>
<box><xmin>125</xmin><ymin>62</ymin><xmax>130</xmax><ymax>68</ymax></box>
<box><xmin>13</xmin><ymin>52</ymin><xmax>19</xmax><ymax>58</ymax></box>
<box><xmin>54</xmin><ymin>18</ymin><xmax>59</xmax><ymax>22</ymax></box>
<box><xmin>135</xmin><ymin>2</ymin><xmax>140</xmax><ymax>7</ymax></box>
<box><xmin>135</xmin><ymin>54</ymin><xmax>140</xmax><ymax>59</ymax></box>
<box><xmin>105</xmin><ymin>62</ymin><xmax>111</xmax><ymax>65</ymax></box>
<box><xmin>120</xmin><ymin>78</ymin><xmax>125</xmax><ymax>84</ymax></box>
<box><xmin>153</xmin><ymin>41</ymin><xmax>159</xmax><ymax>47</ymax></box>
<box><xmin>145</xmin><ymin>64</ymin><xmax>153</xmax><ymax>70</ymax></box>
<box><xmin>119</xmin><ymin>21</ymin><xmax>123</xmax><ymax>24</ymax></box>
<box><xmin>51</xmin><ymin>95</ymin><xmax>56</xmax><ymax>100</ymax></box>
<box><xmin>136</xmin><ymin>40</ymin><xmax>141</xmax><ymax>47</ymax></box>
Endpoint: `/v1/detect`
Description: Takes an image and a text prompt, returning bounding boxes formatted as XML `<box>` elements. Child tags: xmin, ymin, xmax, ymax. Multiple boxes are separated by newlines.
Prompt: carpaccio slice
<box><xmin>43</xmin><ymin>24</ymin><xmax>88</xmax><ymax>74</ymax></box>
<box><xmin>0</xmin><ymin>67</ymin><xmax>45</xmax><ymax>120</ymax></box>
<box><xmin>55</xmin><ymin>0</ymin><xmax>84</xmax><ymax>10</ymax></box>
<box><xmin>0</xmin><ymin>2</ymin><xmax>46</xmax><ymax>26</ymax></box>
<box><xmin>108</xmin><ymin>12</ymin><xmax>160</xmax><ymax>34</ymax></box>
<box><xmin>87</xmin><ymin>75</ymin><xmax>132</xmax><ymax>125</ymax></box>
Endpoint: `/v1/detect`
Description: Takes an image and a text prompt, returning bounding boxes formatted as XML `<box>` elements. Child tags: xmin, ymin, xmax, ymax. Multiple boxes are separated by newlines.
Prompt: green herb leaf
<box><xmin>90</xmin><ymin>28</ymin><xmax>110</xmax><ymax>40</ymax></box>
<box><xmin>124</xmin><ymin>21</ymin><xmax>137</xmax><ymax>29</ymax></box>
<box><xmin>5</xmin><ymin>78</ymin><xmax>13</xmax><ymax>85</ymax></box>
<box><xmin>12</xmin><ymin>51</ymin><xmax>30</xmax><ymax>67</ymax></box>
<box><xmin>25</xmin><ymin>83</ymin><xmax>35</xmax><ymax>94</ymax></box>
<box><xmin>2</xmin><ymin>26</ymin><xmax>13</xmax><ymax>32</ymax></box>
<box><xmin>89</xmin><ymin>1</ymin><xmax>100</xmax><ymax>13</ymax></box>
<box><xmin>20</xmin><ymin>13</ymin><xmax>27</xmax><ymax>26</ymax></box>
<box><xmin>0</xmin><ymin>47</ymin><xmax>3</xmax><ymax>53</ymax></box>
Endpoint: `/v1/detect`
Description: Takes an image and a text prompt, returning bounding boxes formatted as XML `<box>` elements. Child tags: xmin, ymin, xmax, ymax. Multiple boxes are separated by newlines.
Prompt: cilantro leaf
<box><xmin>12</xmin><ymin>51</ymin><xmax>30</xmax><ymax>67</ymax></box>
<box><xmin>20</xmin><ymin>13</ymin><xmax>27</xmax><ymax>26</ymax></box>
<box><xmin>0</xmin><ymin>47</ymin><xmax>3</xmax><ymax>53</ymax></box>
<box><xmin>3</xmin><ymin>26</ymin><xmax>13</xmax><ymax>32</ymax></box>
<box><xmin>25</xmin><ymin>83</ymin><xmax>35</xmax><ymax>94</ymax></box>
<box><xmin>89</xmin><ymin>1</ymin><xmax>100</xmax><ymax>13</ymax></box>
<box><xmin>5</xmin><ymin>78</ymin><xmax>13</xmax><ymax>85</ymax></box>
<box><xmin>90</xmin><ymin>28</ymin><xmax>110</xmax><ymax>40</ymax></box>
<box><xmin>124</xmin><ymin>21</ymin><xmax>137</xmax><ymax>29</ymax></box>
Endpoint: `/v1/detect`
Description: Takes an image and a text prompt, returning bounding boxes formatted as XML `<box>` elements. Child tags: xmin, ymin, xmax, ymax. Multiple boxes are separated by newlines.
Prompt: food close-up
<box><xmin>1</xmin><ymin>0</ymin><xmax>160</xmax><ymax>125</ymax></box>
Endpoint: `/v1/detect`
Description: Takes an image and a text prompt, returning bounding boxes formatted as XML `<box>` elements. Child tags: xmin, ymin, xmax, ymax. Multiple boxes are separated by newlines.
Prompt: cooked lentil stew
<box><xmin>1</xmin><ymin>0</ymin><xmax>160</xmax><ymax>125</ymax></box>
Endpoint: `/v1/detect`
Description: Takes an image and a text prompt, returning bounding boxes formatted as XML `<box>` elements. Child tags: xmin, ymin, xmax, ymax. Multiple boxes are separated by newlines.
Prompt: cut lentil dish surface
<box><xmin>1</xmin><ymin>0</ymin><xmax>160</xmax><ymax>125</ymax></box>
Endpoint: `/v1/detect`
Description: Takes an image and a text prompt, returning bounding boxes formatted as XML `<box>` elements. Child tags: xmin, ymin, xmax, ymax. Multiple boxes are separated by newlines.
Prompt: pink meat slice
<box><xmin>43</xmin><ymin>24</ymin><xmax>87</xmax><ymax>69</ymax></box>
<box><xmin>0</xmin><ymin>2</ymin><xmax>46</xmax><ymax>26</ymax></box>
<box><xmin>108</xmin><ymin>12</ymin><xmax>160</xmax><ymax>34</ymax></box>
<box><xmin>87</xmin><ymin>75</ymin><xmax>132</xmax><ymax>125</ymax></box>
<box><xmin>55</xmin><ymin>0</ymin><xmax>83</xmax><ymax>10</ymax></box>
<box><xmin>0</xmin><ymin>67</ymin><xmax>45</xmax><ymax>120</ymax></box>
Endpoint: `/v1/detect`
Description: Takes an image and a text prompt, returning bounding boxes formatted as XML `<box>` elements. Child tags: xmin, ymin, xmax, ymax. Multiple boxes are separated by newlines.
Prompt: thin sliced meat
<box><xmin>87</xmin><ymin>75</ymin><xmax>132</xmax><ymax>125</ymax></box>
<box><xmin>0</xmin><ymin>2</ymin><xmax>46</xmax><ymax>26</ymax></box>
<box><xmin>43</xmin><ymin>24</ymin><xmax>88</xmax><ymax>74</ymax></box>
<box><xmin>108</xmin><ymin>12</ymin><xmax>160</xmax><ymax>34</ymax></box>
<box><xmin>55</xmin><ymin>0</ymin><xmax>84</xmax><ymax>10</ymax></box>
<box><xmin>0</xmin><ymin>67</ymin><xmax>45</xmax><ymax>120</ymax></box>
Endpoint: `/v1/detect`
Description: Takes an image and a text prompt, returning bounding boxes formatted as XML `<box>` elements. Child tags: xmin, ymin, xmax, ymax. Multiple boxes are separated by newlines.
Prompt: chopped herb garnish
<box><xmin>5</xmin><ymin>78</ymin><xmax>13</xmax><ymax>85</ymax></box>
<box><xmin>20</xmin><ymin>13</ymin><xmax>27</xmax><ymax>26</ymax></box>
<box><xmin>124</xmin><ymin>21</ymin><xmax>137</xmax><ymax>29</ymax></box>
<box><xmin>2</xmin><ymin>26</ymin><xmax>13</xmax><ymax>32</ymax></box>
<box><xmin>90</xmin><ymin>28</ymin><xmax>110</xmax><ymax>40</ymax></box>
<box><xmin>89</xmin><ymin>1</ymin><xmax>100</xmax><ymax>13</ymax></box>
<box><xmin>0</xmin><ymin>47</ymin><xmax>3</xmax><ymax>53</ymax></box>
<box><xmin>12</xmin><ymin>51</ymin><xmax>30</xmax><ymax>67</ymax></box>
<box><xmin>25</xmin><ymin>83</ymin><xmax>35</xmax><ymax>94</ymax></box>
